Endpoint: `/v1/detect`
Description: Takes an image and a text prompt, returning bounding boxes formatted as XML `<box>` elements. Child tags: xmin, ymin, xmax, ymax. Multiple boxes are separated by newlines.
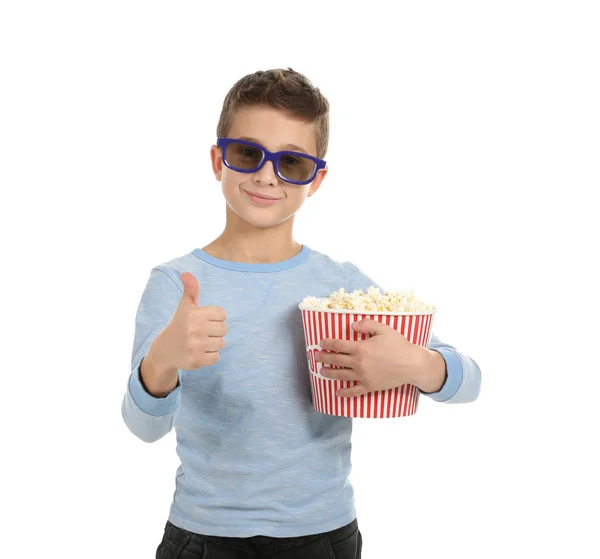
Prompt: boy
<box><xmin>122</xmin><ymin>68</ymin><xmax>482</xmax><ymax>558</ymax></box>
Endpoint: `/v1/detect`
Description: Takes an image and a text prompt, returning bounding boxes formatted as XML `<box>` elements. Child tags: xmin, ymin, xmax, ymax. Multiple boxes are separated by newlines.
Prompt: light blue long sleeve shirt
<box><xmin>121</xmin><ymin>244</ymin><xmax>481</xmax><ymax>537</ymax></box>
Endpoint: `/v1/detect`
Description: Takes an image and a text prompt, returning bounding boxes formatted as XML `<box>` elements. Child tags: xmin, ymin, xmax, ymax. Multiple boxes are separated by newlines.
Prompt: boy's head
<box><xmin>210</xmin><ymin>68</ymin><xmax>330</xmax><ymax>230</ymax></box>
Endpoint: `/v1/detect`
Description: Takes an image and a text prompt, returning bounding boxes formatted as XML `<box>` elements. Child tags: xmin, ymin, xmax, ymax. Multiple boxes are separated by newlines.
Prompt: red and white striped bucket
<box><xmin>298</xmin><ymin>306</ymin><xmax>437</xmax><ymax>418</ymax></box>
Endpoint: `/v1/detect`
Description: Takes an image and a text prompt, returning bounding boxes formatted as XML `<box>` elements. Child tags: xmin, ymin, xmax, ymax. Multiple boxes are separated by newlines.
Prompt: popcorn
<box><xmin>301</xmin><ymin>286</ymin><xmax>435</xmax><ymax>313</ymax></box>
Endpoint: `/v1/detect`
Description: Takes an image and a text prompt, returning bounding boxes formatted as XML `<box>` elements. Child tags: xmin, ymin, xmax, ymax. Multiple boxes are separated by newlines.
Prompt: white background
<box><xmin>2</xmin><ymin>1</ymin><xmax>599</xmax><ymax>557</ymax></box>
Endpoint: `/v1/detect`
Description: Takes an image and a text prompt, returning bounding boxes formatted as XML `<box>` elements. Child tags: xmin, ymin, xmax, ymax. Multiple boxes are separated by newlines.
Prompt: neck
<box><xmin>202</xmin><ymin>206</ymin><xmax>302</xmax><ymax>264</ymax></box>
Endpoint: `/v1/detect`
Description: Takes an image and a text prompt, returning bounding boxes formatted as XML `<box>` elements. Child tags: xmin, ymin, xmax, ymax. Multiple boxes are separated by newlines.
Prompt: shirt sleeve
<box><xmin>344</xmin><ymin>261</ymin><xmax>481</xmax><ymax>404</ymax></box>
<box><xmin>121</xmin><ymin>267</ymin><xmax>183</xmax><ymax>443</ymax></box>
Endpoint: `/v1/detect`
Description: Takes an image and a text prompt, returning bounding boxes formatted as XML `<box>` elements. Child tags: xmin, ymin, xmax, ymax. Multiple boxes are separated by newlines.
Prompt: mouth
<box><xmin>243</xmin><ymin>189</ymin><xmax>282</xmax><ymax>206</ymax></box>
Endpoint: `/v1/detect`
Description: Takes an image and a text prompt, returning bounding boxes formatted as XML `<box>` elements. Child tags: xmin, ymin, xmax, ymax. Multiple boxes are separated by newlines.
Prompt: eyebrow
<box><xmin>237</xmin><ymin>136</ymin><xmax>309</xmax><ymax>155</ymax></box>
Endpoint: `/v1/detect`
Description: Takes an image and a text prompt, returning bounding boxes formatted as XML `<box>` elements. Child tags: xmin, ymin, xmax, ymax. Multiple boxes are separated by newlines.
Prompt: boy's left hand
<box><xmin>318</xmin><ymin>318</ymin><xmax>433</xmax><ymax>398</ymax></box>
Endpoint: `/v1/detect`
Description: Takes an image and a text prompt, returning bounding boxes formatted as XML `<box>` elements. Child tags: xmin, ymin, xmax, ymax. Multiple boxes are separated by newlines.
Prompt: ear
<box><xmin>307</xmin><ymin>167</ymin><xmax>328</xmax><ymax>197</ymax></box>
<box><xmin>210</xmin><ymin>145</ymin><xmax>223</xmax><ymax>181</ymax></box>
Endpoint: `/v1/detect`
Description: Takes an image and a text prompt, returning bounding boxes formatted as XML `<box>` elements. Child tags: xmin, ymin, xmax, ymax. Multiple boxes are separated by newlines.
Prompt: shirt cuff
<box><xmin>419</xmin><ymin>348</ymin><xmax>463</xmax><ymax>402</ymax></box>
<box><xmin>128</xmin><ymin>362</ymin><xmax>181</xmax><ymax>417</ymax></box>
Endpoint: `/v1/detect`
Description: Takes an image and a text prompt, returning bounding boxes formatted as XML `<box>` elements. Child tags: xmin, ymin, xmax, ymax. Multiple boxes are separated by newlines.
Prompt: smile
<box><xmin>244</xmin><ymin>190</ymin><xmax>282</xmax><ymax>206</ymax></box>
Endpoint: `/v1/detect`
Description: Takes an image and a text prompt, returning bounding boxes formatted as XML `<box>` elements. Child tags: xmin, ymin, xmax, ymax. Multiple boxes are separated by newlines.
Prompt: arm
<box><xmin>418</xmin><ymin>333</ymin><xmax>482</xmax><ymax>403</ymax></box>
<box><xmin>345</xmin><ymin>262</ymin><xmax>482</xmax><ymax>404</ymax></box>
<box><xmin>121</xmin><ymin>267</ymin><xmax>183</xmax><ymax>443</ymax></box>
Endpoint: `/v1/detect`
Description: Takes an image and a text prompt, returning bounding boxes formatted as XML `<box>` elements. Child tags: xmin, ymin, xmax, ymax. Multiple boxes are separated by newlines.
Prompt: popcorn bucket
<box><xmin>298</xmin><ymin>306</ymin><xmax>437</xmax><ymax>418</ymax></box>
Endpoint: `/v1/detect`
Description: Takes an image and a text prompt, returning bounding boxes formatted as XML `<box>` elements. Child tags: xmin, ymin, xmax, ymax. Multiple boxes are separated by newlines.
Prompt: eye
<box><xmin>241</xmin><ymin>147</ymin><xmax>258</xmax><ymax>158</ymax></box>
<box><xmin>281</xmin><ymin>156</ymin><xmax>301</xmax><ymax>166</ymax></box>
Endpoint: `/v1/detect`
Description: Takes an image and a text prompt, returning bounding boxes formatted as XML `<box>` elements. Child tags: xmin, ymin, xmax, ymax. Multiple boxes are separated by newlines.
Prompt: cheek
<box><xmin>284</xmin><ymin>187</ymin><xmax>309</xmax><ymax>205</ymax></box>
<box><xmin>220</xmin><ymin>172</ymin><xmax>243</xmax><ymax>195</ymax></box>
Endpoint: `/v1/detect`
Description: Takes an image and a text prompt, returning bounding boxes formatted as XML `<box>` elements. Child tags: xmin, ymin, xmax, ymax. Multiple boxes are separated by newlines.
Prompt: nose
<box><xmin>253</xmin><ymin>159</ymin><xmax>278</xmax><ymax>187</ymax></box>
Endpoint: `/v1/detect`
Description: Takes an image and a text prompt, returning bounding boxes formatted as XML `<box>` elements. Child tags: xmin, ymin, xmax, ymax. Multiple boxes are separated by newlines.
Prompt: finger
<box><xmin>350</xmin><ymin>318</ymin><xmax>389</xmax><ymax>336</ymax></box>
<box><xmin>203</xmin><ymin>306</ymin><xmax>227</xmax><ymax>322</ymax></box>
<box><xmin>336</xmin><ymin>383</ymin><xmax>369</xmax><ymax>398</ymax></box>
<box><xmin>204</xmin><ymin>337</ymin><xmax>226</xmax><ymax>352</ymax></box>
<box><xmin>320</xmin><ymin>365</ymin><xmax>358</xmax><ymax>382</ymax></box>
<box><xmin>319</xmin><ymin>337</ymin><xmax>358</xmax><ymax>354</ymax></box>
<box><xmin>180</xmin><ymin>272</ymin><xmax>200</xmax><ymax>306</ymax></box>
<box><xmin>205</xmin><ymin>321</ymin><xmax>228</xmax><ymax>337</ymax></box>
<box><xmin>202</xmin><ymin>351</ymin><xmax>220</xmax><ymax>366</ymax></box>
<box><xmin>317</xmin><ymin>350</ymin><xmax>353</xmax><ymax>369</ymax></box>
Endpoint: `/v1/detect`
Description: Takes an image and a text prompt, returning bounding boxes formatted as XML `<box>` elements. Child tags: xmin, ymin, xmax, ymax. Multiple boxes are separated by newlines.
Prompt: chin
<box><xmin>238</xmin><ymin>209</ymin><xmax>294</xmax><ymax>229</ymax></box>
<box><xmin>245</xmin><ymin>215</ymin><xmax>290</xmax><ymax>229</ymax></box>
<box><xmin>225</xmin><ymin>196</ymin><xmax>299</xmax><ymax>229</ymax></box>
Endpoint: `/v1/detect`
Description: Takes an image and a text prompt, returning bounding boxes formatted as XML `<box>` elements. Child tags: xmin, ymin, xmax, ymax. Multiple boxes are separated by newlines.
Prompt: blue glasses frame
<box><xmin>216</xmin><ymin>137</ymin><xmax>326</xmax><ymax>185</ymax></box>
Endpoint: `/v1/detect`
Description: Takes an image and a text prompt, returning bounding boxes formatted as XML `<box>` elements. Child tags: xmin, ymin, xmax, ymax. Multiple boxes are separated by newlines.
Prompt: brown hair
<box><xmin>216</xmin><ymin>68</ymin><xmax>330</xmax><ymax>159</ymax></box>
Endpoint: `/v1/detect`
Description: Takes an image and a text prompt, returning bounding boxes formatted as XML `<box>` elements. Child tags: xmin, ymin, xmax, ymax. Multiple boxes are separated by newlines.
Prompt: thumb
<box><xmin>180</xmin><ymin>272</ymin><xmax>200</xmax><ymax>306</ymax></box>
<box><xmin>351</xmin><ymin>318</ymin><xmax>386</xmax><ymax>336</ymax></box>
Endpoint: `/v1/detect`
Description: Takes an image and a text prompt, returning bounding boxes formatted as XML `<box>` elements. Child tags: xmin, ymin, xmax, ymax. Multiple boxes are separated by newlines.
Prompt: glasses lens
<box><xmin>277</xmin><ymin>154</ymin><xmax>316</xmax><ymax>183</ymax></box>
<box><xmin>225</xmin><ymin>142</ymin><xmax>263</xmax><ymax>170</ymax></box>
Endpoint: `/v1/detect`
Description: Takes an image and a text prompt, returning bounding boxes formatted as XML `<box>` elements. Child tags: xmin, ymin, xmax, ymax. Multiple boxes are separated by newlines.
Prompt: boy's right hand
<box><xmin>142</xmin><ymin>272</ymin><xmax>228</xmax><ymax>396</ymax></box>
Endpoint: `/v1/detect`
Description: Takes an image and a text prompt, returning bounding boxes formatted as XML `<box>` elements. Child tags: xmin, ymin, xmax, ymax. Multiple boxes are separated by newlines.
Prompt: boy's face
<box><xmin>210</xmin><ymin>105</ymin><xmax>327</xmax><ymax>230</ymax></box>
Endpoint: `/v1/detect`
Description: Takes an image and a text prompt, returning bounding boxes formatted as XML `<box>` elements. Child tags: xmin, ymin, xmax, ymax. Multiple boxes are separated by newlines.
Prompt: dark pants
<box><xmin>156</xmin><ymin>518</ymin><xmax>362</xmax><ymax>558</ymax></box>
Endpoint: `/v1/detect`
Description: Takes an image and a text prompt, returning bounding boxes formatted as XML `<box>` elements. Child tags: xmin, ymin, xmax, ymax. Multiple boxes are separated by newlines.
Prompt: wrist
<box><xmin>141</xmin><ymin>346</ymin><xmax>179</xmax><ymax>398</ymax></box>
<box><xmin>415</xmin><ymin>349</ymin><xmax>447</xmax><ymax>394</ymax></box>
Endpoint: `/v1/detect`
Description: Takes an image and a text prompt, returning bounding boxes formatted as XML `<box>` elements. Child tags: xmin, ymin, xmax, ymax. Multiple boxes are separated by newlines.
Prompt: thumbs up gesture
<box><xmin>143</xmin><ymin>273</ymin><xmax>228</xmax><ymax>397</ymax></box>
<box><xmin>156</xmin><ymin>272</ymin><xmax>228</xmax><ymax>370</ymax></box>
